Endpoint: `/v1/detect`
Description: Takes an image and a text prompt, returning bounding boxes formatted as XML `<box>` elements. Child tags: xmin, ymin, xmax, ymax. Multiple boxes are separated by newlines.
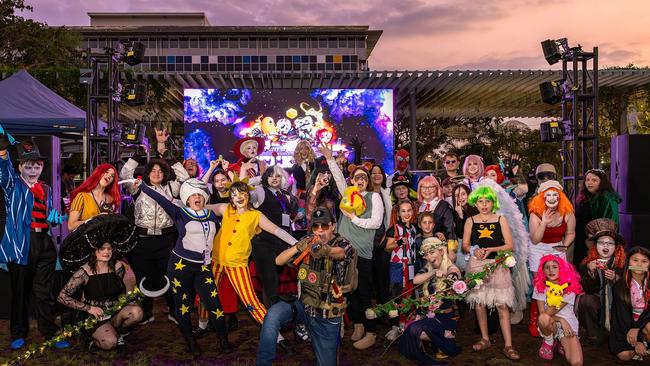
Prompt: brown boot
<box><xmin>350</xmin><ymin>323</ymin><xmax>365</xmax><ymax>341</ymax></box>
<box><xmin>353</xmin><ymin>332</ymin><xmax>376</xmax><ymax>350</ymax></box>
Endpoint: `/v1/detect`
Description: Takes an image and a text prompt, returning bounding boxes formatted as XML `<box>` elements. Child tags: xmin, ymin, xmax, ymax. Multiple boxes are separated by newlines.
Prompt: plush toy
<box><xmin>545</xmin><ymin>281</ymin><xmax>568</xmax><ymax>309</ymax></box>
<box><xmin>339</xmin><ymin>186</ymin><xmax>366</xmax><ymax>216</ymax></box>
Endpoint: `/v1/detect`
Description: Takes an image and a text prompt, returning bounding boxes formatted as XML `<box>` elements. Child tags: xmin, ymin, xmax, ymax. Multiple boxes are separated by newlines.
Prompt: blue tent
<box><xmin>0</xmin><ymin>70</ymin><xmax>87</xmax><ymax>134</ymax></box>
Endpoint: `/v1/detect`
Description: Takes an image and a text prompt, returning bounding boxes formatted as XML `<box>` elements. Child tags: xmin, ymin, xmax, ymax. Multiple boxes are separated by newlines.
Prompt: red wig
<box><xmin>484</xmin><ymin>165</ymin><xmax>505</xmax><ymax>184</ymax></box>
<box><xmin>70</xmin><ymin>164</ymin><xmax>121</xmax><ymax>211</ymax></box>
<box><xmin>533</xmin><ymin>254</ymin><xmax>583</xmax><ymax>295</ymax></box>
<box><xmin>528</xmin><ymin>187</ymin><xmax>574</xmax><ymax>217</ymax></box>
<box><xmin>582</xmin><ymin>244</ymin><xmax>626</xmax><ymax>270</ymax></box>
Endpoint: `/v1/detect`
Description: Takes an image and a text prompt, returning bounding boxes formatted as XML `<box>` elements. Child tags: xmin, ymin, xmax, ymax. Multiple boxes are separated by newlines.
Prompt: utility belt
<box><xmin>298</xmin><ymin>264</ymin><xmax>348</xmax><ymax>319</ymax></box>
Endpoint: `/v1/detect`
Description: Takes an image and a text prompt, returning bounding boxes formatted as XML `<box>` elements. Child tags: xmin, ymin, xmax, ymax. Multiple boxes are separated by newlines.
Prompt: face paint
<box><xmin>231</xmin><ymin>189</ymin><xmax>250</xmax><ymax>209</ymax></box>
<box><xmin>241</xmin><ymin>141</ymin><xmax>259</xmax><ymax>159</ymax></box>
<box><xmin>544</xmin><ymin>189</ymin><xmax>560</xmax><ymax>210</ymax></box>
<box><xmin>19</xmin><ymin>161</ymin><xmax>44</xmax><ymax>185</ymax></box>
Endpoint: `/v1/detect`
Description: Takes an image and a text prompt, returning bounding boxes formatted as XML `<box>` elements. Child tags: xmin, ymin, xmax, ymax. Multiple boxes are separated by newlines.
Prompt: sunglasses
<box><xmin>353</xmin><ymin>175</ymin><xmax>368</xmax><ymax>181</ymax></box>
<box><xmin>536</xmin><ymin>172</ymin><xmax>556</xmax><ymax>180</ymax></box>
<box><xmin>311</xmin><ymin>223</ymin><xmax>331</xmax><ymax>230</ymax></box>
<box><xmin>445</xmin><ymin>160</ymin><xmax>457</xmax><ymax>164</ymax></box>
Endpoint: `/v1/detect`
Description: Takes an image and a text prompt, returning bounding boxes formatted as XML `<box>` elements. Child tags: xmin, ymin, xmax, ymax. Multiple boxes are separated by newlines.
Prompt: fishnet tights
<box><xmin>91</xmin><ymin>304</ymin><xmax>143</xmax><ymax>350</ymax></box>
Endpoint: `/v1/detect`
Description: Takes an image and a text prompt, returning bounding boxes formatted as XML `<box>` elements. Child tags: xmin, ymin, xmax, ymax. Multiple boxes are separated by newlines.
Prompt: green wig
<box><xmin>467</xmin><ymin>186</ymin><xmax>499</xmax><ymax>213</ymax></box>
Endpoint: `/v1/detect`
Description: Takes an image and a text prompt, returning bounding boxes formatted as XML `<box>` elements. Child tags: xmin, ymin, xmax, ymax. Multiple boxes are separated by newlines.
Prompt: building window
<box><xmin>356</xmin><ymin>38</ymin><xmax>365</xmax><ymax>48</ymax></box>
<box><xmin>161</xmin><ymin>38</ymin><xmax>169</xmax><ymax>48</ymax></box>
<box><xmin>318</xmin><ymin>38</ymin><xmax>327</xmax><ymax>48</ymax></box>
<box><xmin>89</xmin><ymin>38</ymin><xmax>98</xmax><ymax>48</ymax></box>
<box><xmin>98</xmin><ymin>38</ymin><xmax>107</xmax><ymax>48</ymax></box>
<box><xmin>310</xmin><ymin>38</ymin><xmax>319</xmax><ymax>48</ymax></box>
<box><xmin>279</xmin><ymin>38</ymin><xmax>289</xmax><ymax>48</ymax></box>
<box><xmin>190</xmin><ymin>39</ymin><xmax>199</xmax><ymax>48</ymax></box>
<box><xmin>298</xmin><ymin>38</ymin><xmax>307</xmax><ymax>48</ymax></box>
<box><xmin>269</xmin><ymin>38</ymin><xmax>278</xmax><ymax>48</ymax></box>
<box><xmin>249</xmin><ymin>38</ymin><xmax>257</xmax><ymax>48</ymax></box>
<box><xmin>211</xmin><ymin>38</ymin><xmax>219</xmax><ymax>49</ymax></box>
<box><xmin>220</xmin><ymin>38</ymin><xmax>229</xmax><ymax>48</ymax></box>
<box><xmin>199</xmin><ymin>39</ymin><xmax>207</xmax><ymax>48</ymax></box>
<box><xmin>328</xmin><ymin>38</ymin><xmax>337</xmax><ymax>48</ymax></box>
<box><xmin>169</xmin><ymin>38</ymin><xmax>179</xmax><ymax>48</ymax></box>
<box><xmin>179</xmin><ymin>38</ymin><xmax>189</xmax><ymax>48</ymax></box>
<box><xmin>229</xmin><ymin>38</ymin><xmax>238</xmax><ymax>48</ymax></box>
<box><xmin>289</xmin><ymin>38</ymin><xmax>298</xmax><ymax>48</ymax></box>
<box><xmin>239</xmin><ymin>38</ymin><xmax>249</xmax><ymax>48</ymax></box>
<box><xmin>260</xmin><ymin>38</ymin><xmax>268</xmax><ymax>48</ymax></box>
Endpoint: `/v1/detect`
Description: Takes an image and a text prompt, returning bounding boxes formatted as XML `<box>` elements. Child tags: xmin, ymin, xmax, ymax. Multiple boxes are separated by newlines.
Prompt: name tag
<box><xmin>282</xmin><ymin>213</ymin><xmax>291</xmax><ymax>228</ymax></box>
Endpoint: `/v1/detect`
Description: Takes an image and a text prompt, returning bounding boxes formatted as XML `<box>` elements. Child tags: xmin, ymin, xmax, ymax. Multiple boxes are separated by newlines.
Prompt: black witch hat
<box><xmin>15</xmin><ymin>137</ymin><xmax>48</xmax><ymax>162</ymax></box>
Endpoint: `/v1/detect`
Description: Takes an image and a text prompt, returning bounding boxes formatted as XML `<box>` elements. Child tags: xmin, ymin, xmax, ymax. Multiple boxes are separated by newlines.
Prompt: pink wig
<box><xmin>417</xmin><ymin>175</ymin><xmax>442</xmax><ymax>202</ymax></box>
<box><xmin>462</xmin><ymin>155</ymin><xmax>485</xmax><ymax>179</ymax></box>
<box><xmin>533</xmin><ymin>254</ymin><xmax>583</xmax><ymax>295</ymax></box>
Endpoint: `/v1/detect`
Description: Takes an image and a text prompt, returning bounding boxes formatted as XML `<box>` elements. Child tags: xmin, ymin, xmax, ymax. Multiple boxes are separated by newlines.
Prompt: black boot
<box><xmin>228</xmin><ymin>314</ymin><xmax>239</xmax><ymax>331</ymax></box>
<box><xmin>217</xmin><ymin>335</ymin><xmax>234</xmax><ymax>353</ymax></box>
<box><xmin>185</xmin><ymin>336</ymin><xmax>201</xmax><ymax>357</ymax></box>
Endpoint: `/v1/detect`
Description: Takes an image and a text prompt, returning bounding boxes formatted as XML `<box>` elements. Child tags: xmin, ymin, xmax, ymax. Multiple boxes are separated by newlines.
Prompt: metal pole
<box><xmin>107</xmin><ymin>55</ymin><xmax>114</xmax><ymax>166</ymax></box>
<box><xmin>572</xmin><ymin>56</ymin><xmax>579</xmax><ymax>206</ymax></box>
<box><xmin>409</xmin><ymin>89</ymin><xmax>417</xmax><ymax>170</ymax></box>
<box><xmin>593</xmin><ymin>47</ymin><xmax>599</xmax><ymax>168</ymax></box>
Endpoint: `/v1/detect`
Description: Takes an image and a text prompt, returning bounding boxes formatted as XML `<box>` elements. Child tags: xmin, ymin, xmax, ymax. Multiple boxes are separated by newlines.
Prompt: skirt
<box><xmin>465</xmin><ymin>256</ymin><xmax>515</xmax><ymax>309</ymax></box>
<box><xmin>528</xmin><ymin>241</ymin><xmax>566</xmax><ymax>272</ymax></box>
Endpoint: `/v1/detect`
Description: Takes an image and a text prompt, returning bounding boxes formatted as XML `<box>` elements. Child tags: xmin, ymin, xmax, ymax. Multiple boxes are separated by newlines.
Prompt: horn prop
<box><xmin>139</xmin><ymin>275</ymin><xmax>171</xmax><ymax>298</ymax></box>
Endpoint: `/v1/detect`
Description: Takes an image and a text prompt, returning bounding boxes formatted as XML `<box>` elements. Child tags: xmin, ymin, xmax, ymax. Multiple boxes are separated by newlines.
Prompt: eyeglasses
<box><xmin>536</xmin><ymin>172</ymin><xmax>556</xmax><ymax>180</ymax></box>
<box><xmin>596</xmin><ymin>240</ymin><xmax>616</xmax><ymax>247</ymax></box>
<box><xmin>421</xmin><ymin>186</ymin><xmax>436</xmax><ymax>190</ymax></box>
<box><xmin>353</xmin><ymin>175</ymin><xmax>368</xmax><ymax>181</ymax></box>
<box><xmin>311</xmin><ymin>223</ymin><xmax>331</xmax><ymax>231</ymax></box>
<box><xmin>445</xmin><ymin>160</ymin><xmax>457</xmax><ymax>164</ymax></box>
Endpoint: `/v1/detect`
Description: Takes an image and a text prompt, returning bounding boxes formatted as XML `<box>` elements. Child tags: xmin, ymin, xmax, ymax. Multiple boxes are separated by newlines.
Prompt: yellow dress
<box><xmin>213</xmin><ymin>205</ymin><xmax>261</xmax><ymax>267</ymax></box>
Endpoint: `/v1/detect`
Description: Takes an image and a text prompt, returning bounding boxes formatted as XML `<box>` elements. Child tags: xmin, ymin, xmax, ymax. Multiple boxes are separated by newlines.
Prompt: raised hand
<box><xmin>318</xmin><ymin>142</ymin><xmax>333</xmax><ymax>160</ymax></box>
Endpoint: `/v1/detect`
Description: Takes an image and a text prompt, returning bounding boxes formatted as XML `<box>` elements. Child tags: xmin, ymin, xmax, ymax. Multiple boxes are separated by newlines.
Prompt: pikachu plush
<box><xmin>545</xmin><ymin>281</ymin><xmax>568</xmax><ymax>309</ymax></box>
<box><xmin>339</xmin><ymin>186</ymin><xmax>366</xmax><ymax>216</ymax></box>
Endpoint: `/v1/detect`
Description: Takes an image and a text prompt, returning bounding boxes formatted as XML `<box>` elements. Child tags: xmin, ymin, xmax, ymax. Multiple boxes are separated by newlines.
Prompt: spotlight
<box><xmin>122</xmin><ymin>83</ymin><xmax>146</xmax><ymax>106</ymax></box>
<box><xmin>539</xmin><ymin>80</ymin><xmax>564</xmax><ymax>105</ymax></box>
<box><xmin>540</xmin><ymin>120</ymin><xmax>570</xmax><ymax>142</ymax></box>
<box><xmin>541</xmin><ymin>38</ymin><xmax>582</xmax><ymax>65</ymax></box>
<box><xmin>116</xmin><ymin>41</ymin><xmax>146</xmax><ymax>66</ymax></box>
<box><xmin>120</xmin><ymin>123</ymin><xmax>147</xmax><ymax>144</ymax></box>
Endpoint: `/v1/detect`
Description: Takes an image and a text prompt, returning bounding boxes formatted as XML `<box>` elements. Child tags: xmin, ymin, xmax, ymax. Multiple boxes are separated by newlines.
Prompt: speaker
<box><xmin>539</xmin><ymin>81</ymin><xmax>562</xmax><ymax>104</ymax></box>
<box><xmin>611</xmin><ymin>134</ymin><xmax>650</xmax><ymax>213</ymax></box>
<box><xmin>619</xmin><ymin>213</ymin><xmax>650</xmax><ymax>249</ymax></box>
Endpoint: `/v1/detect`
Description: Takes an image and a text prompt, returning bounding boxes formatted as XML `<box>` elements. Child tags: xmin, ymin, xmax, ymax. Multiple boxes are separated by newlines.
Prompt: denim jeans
<box><xmin>256</xmin><ymin>299</ymin><xmax>341</xmax><ymax>366</ymax></box>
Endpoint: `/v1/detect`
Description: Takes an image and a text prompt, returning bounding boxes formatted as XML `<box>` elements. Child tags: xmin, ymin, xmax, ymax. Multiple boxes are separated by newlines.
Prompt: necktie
<box><xmin>424</xmin><ymin>203</ymin><xmax>430</xmax><ymax>211</ymax></box>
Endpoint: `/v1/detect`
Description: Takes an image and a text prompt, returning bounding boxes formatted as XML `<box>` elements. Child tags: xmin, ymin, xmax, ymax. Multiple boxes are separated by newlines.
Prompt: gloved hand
<box><xmin>396</xmin><ymin>237</ymin><xmax>407</xmax><ymax>247</ymax></box>
<box><xmin>295</xmin><ymin>236</ymin><xmax>315</xmax><ymax>252</ymax></box>
<box><xmin>310</xmin><ymin>243</ymin><xmax>332</xmax><ymax>259</ymax></box>
<box><xmin>0</xmin><ymin>124</ymin><xmax>17</xmax><ymax>151</ymax></box>
<box><xmin>47</xmin><ymin>210</ymin><xmax>68</xmax><ymax>225</ymax></box>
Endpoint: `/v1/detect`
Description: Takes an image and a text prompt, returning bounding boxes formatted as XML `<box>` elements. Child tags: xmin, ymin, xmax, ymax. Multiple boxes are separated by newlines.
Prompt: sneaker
<box><xmin>385</xmin><ymin>326</ymin><xmax>400</xmax><ymax>341</ymax></box>
<box><xmin>54</xmin><ymin>340</ymin><xmax>70</xmax><ymax>349</ymax></box>
<box><xmin>538</xmin><ymin>340</ymin><xmax>555</xmax><ymax>360</ymax></box>
<box><xmin>294</xmin><ymin>323</ymin><xmax>310</xmax><ymax>343</ymax></box>
<box><xmin>167</xmin><ymin>313</ymin><xmax>179</xmax><ymax>325</ymax></box>
<box><xmin>10</xmin><ymin>338</ymin><xmax>25</xmax><ymax>350</ymax></box>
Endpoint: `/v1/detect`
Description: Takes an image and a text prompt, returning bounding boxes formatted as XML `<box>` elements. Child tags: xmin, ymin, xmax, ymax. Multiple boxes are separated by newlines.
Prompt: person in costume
<box><xmin>452</xmin><ymin>183</ymin><xmax>477</xmax><ymax>271</ymax></box>
<box><xmin>574</xmin><ymin>169</ymin><xmax>622</xmax><ymax>266</ymax></box>
<box><xmin>228</xmin><ymin>136</ymin><xmax>268</xmax><ymax>182</ymax></box>
<box><xmin>182</xmin><ymin>158</ymin><xmax>200</xmax><ymax>179</ymax></box>
<box><xmin>306</xmin><ymin>156</ymin><xmax>340</xmax><ymax>223</ymax></box>
<box><xmin>0</xmin><ymin>135</ymin><xmax>68</xmax><ymax>350</ymax></box>
<box><xmin>67</xmin><ymin>164</ymin><xmax>121</xmax><ymax>231</ymax></box>
<box><xmin>577</xmin><ymin>218</ymin><xmax>626</xmax><ymax>345</ymax></box>
<box><xmin>391</xmin><ymin>172</ymin><xmax>416</xmax><ymax>203</ymax></box>
<box><xmin>256</xmin><ymin>207</ymin><xmax>355</xmax><ymax>366</ymax></box>
<box><xmin>533</xmin><ymin>255</ymin><xmax>583</xmax><ymax>364</ymax></box>
<box><xmin>58</xmin><ymin>214</ymin><xmax>142</xmax><ymax>351</ymax></box>
<box><xmin>201</xmin><ymin>158</ymin><xmax>230</xmax><ymax>189</ymax></box>
<box><xmin>120</xmin><ymin>157</ymin><xmax>190</xmax><ymax>324</ymax></box>
<box><xmin>609</xmin><ymin>246</ymin><xmax>650</xmax><ymax>361</ymax></box>
<box><xmin>387</xmin><ymin>149</ymin><xmax>413</xmax><ymax>188</ymax></box>
<box><xmin>461</xmin><ymin>185</ymin><xmax>520</xmax><ymax>360</ymax></box>
<box><xmin>416</xmin><ymin>176</ymin><xmax>456</xmax><ymax>261</ymax></box>
<box><xmin>370</xmin><ymin>164</ymin><xmax>392</xmax><ymax>307</ymax></box>
<box><xmin>399</xmin><ymin>237</ymin><xmax>462</xmax><ymax>365</ymax></box>
<box><xmin>289</xmin><ymin>140</ymin><xmax>316</xmax><ymax>236</ymax></box>
<box><xmin>132</xmin><ymin>177</ymin><xmax>232</xmax><ymax>356</ymax></box>
<box><xmin>461</xmin><ymin>154</ymin><xmax>484</xmax><ymax>191</ymax></box>
<box><xmin>528</xmin><ymin>180</ymin><xmax>576</xmax><ymax>336</ymax></box>
<box><xmin>438</xmin><ymin>152</ymin><xmax>461</xmax><ymax>181</ymax></box>
<box><xmin>414</xmin><ymin>211</ymin><xmax>447</xmax><ymax>272</ymax></box>
<box><xmin>320</xmin><ymin>143</ymin><xmax>384</xmax><ymax>350</ymax></box>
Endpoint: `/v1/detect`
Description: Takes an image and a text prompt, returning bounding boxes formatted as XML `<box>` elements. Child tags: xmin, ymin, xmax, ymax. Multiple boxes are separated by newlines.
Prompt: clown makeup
<box><xmin>484</xmin><ymin>169</ymin><xmax>498</xmax><ymax>182</ymax></box>
<box><xmin>544</xmin><ymin>189</ymin><xmax>560</xmax><ymax>210</ymax></box>
<box><xmin>213</xmin><ymin>172</ymin><xmax>230</xmax><ymax>194</ymax></box>
<box><xmin>419</xmin><ymin>215</ymin><xmax>434</xmax><ymax>235</ymax></box>
<box><xmin>398</xmin><ymin>202</ymin><xmax>414</xmax><ymax>224</ymax></box>
<box><xmin>19</xmin><ymin>160</ymin><xmax>44</xmax><ymax>185</ymax></box>
<box><xmin>476</xmin><ymin>197</ymin><xmax>494</xmax><ymax>214</ymax></box>
<box><xmin>467</xmin><ymin>160</ymin><xmax>480</xmax><ymax>176</ymax></box>
<box><xmin>267</xmin><ymin>173</ymin><xmax>282</xmax><ymax>189</ymax></box>
<box><xmin>351</xmin><ymin>170</ymin><xmax>369</xmax><ymax>192</ymax></box>
<box><xmin>187</xmin><ymin>193</ymin><xmax>206</xmax><ymax>211</ymax></box>
<box><xmin>230</xmin><ymin>189</ymin><xmax>250</xmax><ymax>209</ymax></box>
<box><xmin>629</xmin><ymin>252</ymin><xmax>650</xmax><ymax>275</ymax></box>
<box><xmin>394</xmin><ymin>185</ymin><xmax>409</xmax><ymax>200</ymax></box>
<box><xmin>94</xmin><ymin>243</ymin><xmax>113</xmax><ymax>263</ymax></box>
<box><xmin>241</xmin><ymin>140</ymin><xmax>259</xmax><ymax>159</ymax></box>
<box><xmin>543</xmin><ymin>260</ymin><xmax>560</xmax><ymax>282</ymax></box>
<box><xmin>596</xmin><ymin>235</ymin><xmax>616</xmax><ymax>259</ymax></box>
<box><xmin>584</xmin><ymin>172</ymin><xmax>601</xmax><ymax>194</ymax></box>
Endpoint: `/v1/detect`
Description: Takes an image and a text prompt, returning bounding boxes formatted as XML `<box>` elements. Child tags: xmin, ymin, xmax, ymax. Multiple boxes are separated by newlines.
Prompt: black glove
<box><xmin>0</xmin><ymin>134</ymin><xmax>10</xmax><ymax>151</ymax></box>
<box><xmin>396</xmin><ymin>237</ymin><xmax>407</xmax><ymax>247</ymax></box>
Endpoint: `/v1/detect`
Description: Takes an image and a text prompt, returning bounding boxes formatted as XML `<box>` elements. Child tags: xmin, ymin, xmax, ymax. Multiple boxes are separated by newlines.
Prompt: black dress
<box><xmin>58</xmin><ymin>265</ymin><xmax>127</xmax><ymax>321</ymax></box>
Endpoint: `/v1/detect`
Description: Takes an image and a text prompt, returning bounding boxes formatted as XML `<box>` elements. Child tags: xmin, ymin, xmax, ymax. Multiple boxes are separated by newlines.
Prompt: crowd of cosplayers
<box><xmin>0</xmin><ymin>123</ymin><xmax>648</xmax><ymax>366</ymax></box>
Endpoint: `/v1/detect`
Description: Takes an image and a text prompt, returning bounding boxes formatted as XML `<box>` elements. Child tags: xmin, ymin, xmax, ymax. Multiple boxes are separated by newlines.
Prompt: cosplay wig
<box><xmin>370</xmin><ymin>164</ymin><xmax>387</xmax><ymax>189</ymax></box>
<box><xmin>534</xmin><ymin>254</ymin><xmax>583</xmax><ymax>295</ymax></box>
<box><xmin>616</xmin><ymin>246</ymin><xmax>650</xmax><ymax>309</ymax></box>
<box><xmin>70</xmin><ymin>163</ymin><xmax>121</xmax><ymax>209</ymax></box>
<box><xmin>420</xmin><ymin>237</ymin><xmax>455</xmax><ymax>296</ymax></box>
<box><xmin>293</xmin><ymin>140</ymin><xmax>316</xmax><ymax>166</ymax></box>
<box><xmin>462</xmin><ymin>154</ymin><xmax>485</xmax><ymax>179</ymax></box>
<box><xmin>528</xmin><ymin>187</ymin><xmax>574</xmax><ymax>217</ymax></box>
<box><xmin>261</xmin><ymin>165</ymin><xmax>290</xmax><ymax>191</ymax></box>
<box><xmin>143</xmin><ymin>158</ymin><xmax>171</xmax><ymax>186</ymax></box>
<box><xmin>467</xmin><ymin>186</ymin><xmax>499</xmax><ymax>212</ymax></box>
<box><xmin>484</xmin><ymin>165</ymin><xmax>505</xmax><ymax>185</ymax></box>
<box><xmin>390</xmin><ymin>199</ymin><xmax>418</xmax><ymax>227</ymax></box>
<box><xmin>582</xmin><ymin>244</ymin><xmax>626</xmax><ymax>270</ymax></box>
<box><xmin>417</xmin><ymin>175</ymin><xmax>442</xmax><ymax>202</ymax></box>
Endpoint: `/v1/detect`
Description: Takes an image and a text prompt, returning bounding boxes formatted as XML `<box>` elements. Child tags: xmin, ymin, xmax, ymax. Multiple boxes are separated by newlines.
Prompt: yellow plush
<box><xmin>545</xmin><ymin>281</ymin><xmax>568</xmax><ymax>309</ymax></box>
<box><xmin>339</xmin><ymin>186</ymin><xmax>366</xmax><ymax>216</ymax></box>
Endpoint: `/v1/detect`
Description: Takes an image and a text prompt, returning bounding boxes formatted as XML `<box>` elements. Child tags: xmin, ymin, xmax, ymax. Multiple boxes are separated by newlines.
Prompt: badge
<box><xmin>298</xmin><ymin>267</ymin><xmax>307</xmax><ymax>280</ymax></box>
<box><xmin>308</xmin><ymin>272</ymin><xmax>318</xmax><ymax>284</ymax></box>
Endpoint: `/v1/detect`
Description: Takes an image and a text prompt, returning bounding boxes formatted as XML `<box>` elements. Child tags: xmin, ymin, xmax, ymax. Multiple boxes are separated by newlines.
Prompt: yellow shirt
<box><xmin>70</xmin><ymin>192</ymin><xmax>102</xmax><ymax>221</ymax></box>
<box><xmin>214</xmin><ymin>206</ymin><xmax>261</xmax><ymax>267</ymax></box>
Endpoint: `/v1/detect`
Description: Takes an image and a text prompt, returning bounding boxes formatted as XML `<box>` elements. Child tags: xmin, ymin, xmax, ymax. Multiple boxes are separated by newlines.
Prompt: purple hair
<box><xmin>533</xmin><ymin>254</ymin><xmax>583</xmax><ymax>295</ymax></box>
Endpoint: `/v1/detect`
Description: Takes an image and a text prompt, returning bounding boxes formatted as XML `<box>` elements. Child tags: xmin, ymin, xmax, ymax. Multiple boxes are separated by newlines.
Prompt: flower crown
<box><xmin>419</xmin><ymin>237</ymin><xmax>447</xmax><ymax>255</ymax></box>
<box><xmin>223</xmin><ymin>173</ymin><xmax>255</xmax><ymax>196</ymax></box>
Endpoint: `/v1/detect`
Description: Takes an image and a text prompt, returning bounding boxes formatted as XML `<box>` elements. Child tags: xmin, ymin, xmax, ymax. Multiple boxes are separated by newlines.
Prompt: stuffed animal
<box><xmin>339</xmin><ymin>186</ymin><xmax>366</xmax><ymax>216</ymax></box>
<box><xmin>545</xmin><ymin>281</ymin><xmax>568</xmax><ymax>309</ymax></box>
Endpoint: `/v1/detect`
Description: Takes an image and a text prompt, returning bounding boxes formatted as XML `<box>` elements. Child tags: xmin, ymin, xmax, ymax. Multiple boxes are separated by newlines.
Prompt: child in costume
<box><xmin>577</xmin><ymin>218</ymin><xmax>626</xmax><ymax>345</ymax></box>
<box><xmin>228</xmin><ymin>136</ymin><xmax>268</xmax><ymax>182</ymax></box>
<box><xmin>133</xmin><ymin>178</ymin><xmax>232</xmax><ymax>356</ymax></box>
<box><xmin>416</xmin><ymin>176</ymin><xmax>456</xmax><ymax>262</ymax></box>
<box><xmin>609</xmin><ymin>246</ymin><xmax>650</xmax><ymax>361</ymax></box>
<box><xmin>461</xmin><ymin>185</ymin><xmax>520</xmax><ymax>360</ymax></box>
<box><xmin>399</xmin><ymin>237</ymin><xmax>462</xmax><ymax>364</ymax></box>
<box><xmin>533</xmin><ymin>255</ymin><xmax>583</xmax><ymax>364</ymax></box>
<box><xmin>384</xmin><ymin>199</ymin><xmax>419</xmax><ymax>340</ymax></box>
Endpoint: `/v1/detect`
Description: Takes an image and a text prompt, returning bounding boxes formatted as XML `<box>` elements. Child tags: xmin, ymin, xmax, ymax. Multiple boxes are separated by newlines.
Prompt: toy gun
<box><xmin>292</xmin><ymin>235</ymin><xmax>320</xmax><ymax>266</ymax></box>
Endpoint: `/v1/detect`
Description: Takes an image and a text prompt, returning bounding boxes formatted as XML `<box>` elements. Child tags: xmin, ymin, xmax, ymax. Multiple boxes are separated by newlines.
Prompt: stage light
<box><xmin>539</xmin><ymin>80</ymin><xmax>564</xmax><ymax>105</ymax></box>
<box><xmin>539</xmin><ymin>120</ymin><xmax>569</xmax><ymax>142</ymax></box>
<box><xmin>116</xmin><ymin>41</ymin><xmax>146</xmax><ymax>66</ymax></box>
<box><xmin>120</xmin><ymin>123</ymin><xmax>147</xmax><ymax>144</ymax></box>
<box><xmin>79</xmin><ymin>68</ymin><xmax>92</xmax><ymax>84</ymax></box>
<box><xmin>541</xmin><ymin>38</ymin><xmax>583</xmax><ymax>65</ymax></box>
<box><xmin>122</xmin><ymin>83</ymin><xmax>146</xmax><ymax>106</ymax></box>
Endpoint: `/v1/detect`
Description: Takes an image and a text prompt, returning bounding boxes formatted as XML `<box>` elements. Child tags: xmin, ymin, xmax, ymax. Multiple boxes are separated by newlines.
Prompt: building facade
<box><xmin>71</xmin><ymin>13</ymin><xmax>382</xmax><ymax>73</ymax></box>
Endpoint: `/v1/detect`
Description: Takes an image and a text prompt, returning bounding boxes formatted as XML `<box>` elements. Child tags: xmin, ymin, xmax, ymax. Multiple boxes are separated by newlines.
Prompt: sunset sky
<box><xmin>23</xmin><ymin>0</ymin><xmax>650</xmax><ymax>70</ymax></box>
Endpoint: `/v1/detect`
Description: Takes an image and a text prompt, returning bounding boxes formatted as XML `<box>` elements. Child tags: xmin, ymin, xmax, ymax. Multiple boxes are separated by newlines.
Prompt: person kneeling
<box><xmin>256</xmin><ymin>207</ymin><xmax>356</xmax><ymax>366</ymax></box>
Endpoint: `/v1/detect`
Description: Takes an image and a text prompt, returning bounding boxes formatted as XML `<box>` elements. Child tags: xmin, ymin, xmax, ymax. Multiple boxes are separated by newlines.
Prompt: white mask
<box><xmin>544</xmin><ymin>190</ymin><xmax>560</xmax><ymax>210</ymax></box>
<box><xmin>19</xmin><ymin>161</ymin><xmax>44</xmax><ymax>185</ymax></box>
